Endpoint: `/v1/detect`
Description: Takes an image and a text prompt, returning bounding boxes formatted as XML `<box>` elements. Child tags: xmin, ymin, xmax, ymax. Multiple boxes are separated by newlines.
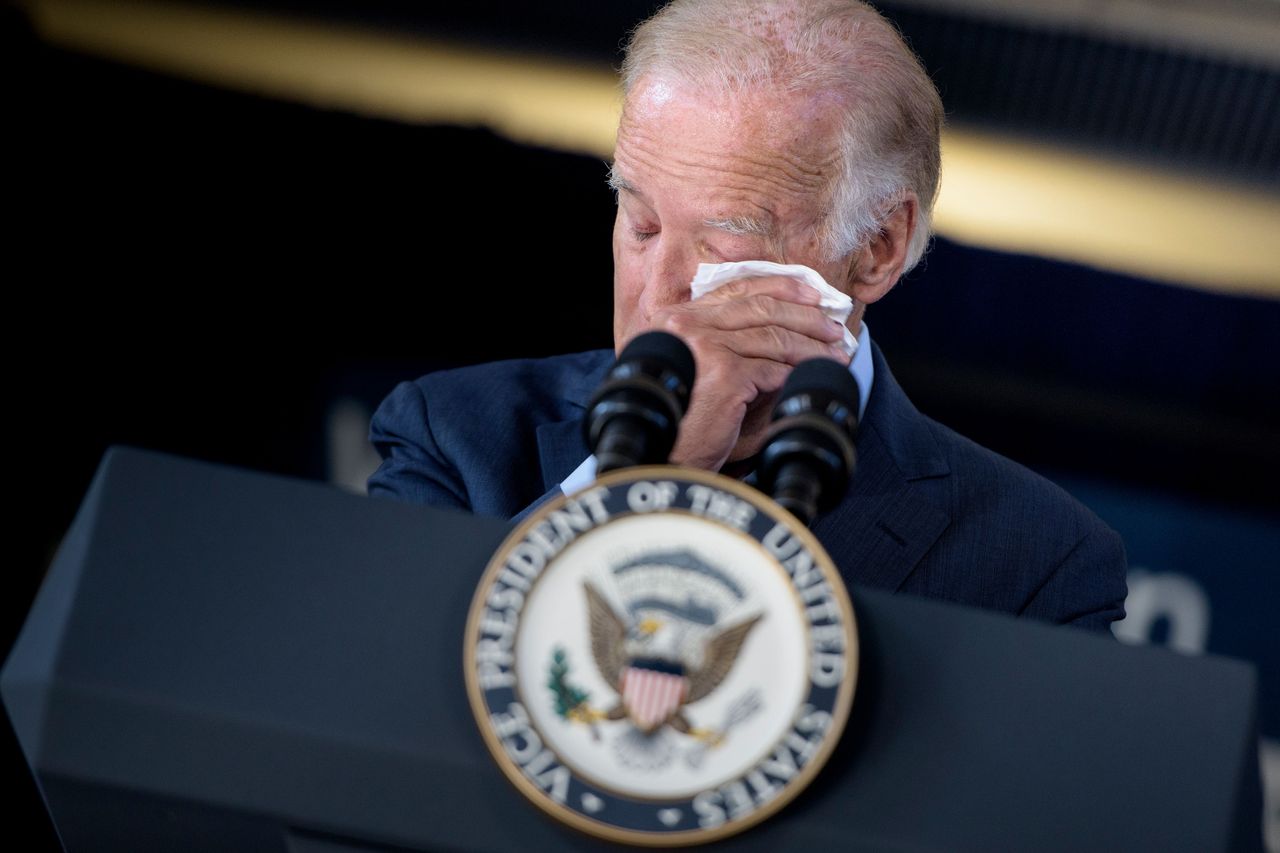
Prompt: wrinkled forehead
<box><xmin>619</xmin><ymin>76</ymin><xmax>842</xmax><ymax>154</ymax></box>
<box><xmin>614</xmin><ymin>77</ymin><xmax>844</xmax><ymax>204</ymax></box>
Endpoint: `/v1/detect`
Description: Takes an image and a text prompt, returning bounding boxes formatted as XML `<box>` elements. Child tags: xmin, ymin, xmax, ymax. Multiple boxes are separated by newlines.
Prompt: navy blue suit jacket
<box><xmin>368</xmin><ymin>345</ymin><xmax>1127</xmax><ymax>630</ymax></box>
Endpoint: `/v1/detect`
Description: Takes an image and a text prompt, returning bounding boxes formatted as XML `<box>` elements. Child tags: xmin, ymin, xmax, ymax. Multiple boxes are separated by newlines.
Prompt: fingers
<box><xmin>697</xmin><ymin>354</ymin><xmax>794</xmax><ymax>397</ymax></box>
<box><xmin>706</xmin><ymin>294</ymin><xmax>844</xmax><ymax>339</ymax></box>
<box><xmin>685</xmin><ymin>275</ymin><xmax>847</xmax><ymax>344</ymax></box>
<box><xmin>656</xmin><ymin>299</ymin><xmax>847</xmax><ymax>364</ymax></box>
<box><xmin>719</xmin><ymin>323</ymin><xmax>848</xmax><ymax>365</ymax></box>
<box><xmin>696</xmin><ymin>274</ymin><xmax>823</xmax><ymax>307</ymax></box>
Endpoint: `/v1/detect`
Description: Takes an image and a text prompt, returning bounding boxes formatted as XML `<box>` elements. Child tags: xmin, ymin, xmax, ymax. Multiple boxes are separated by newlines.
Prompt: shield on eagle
<box><xmin>620</xmin><ymin>664</ymin><xmax>688</xmax><ymax>733</ymax></box>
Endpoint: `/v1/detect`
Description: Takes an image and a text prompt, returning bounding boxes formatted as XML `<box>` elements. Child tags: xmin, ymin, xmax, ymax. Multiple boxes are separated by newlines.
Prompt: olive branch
<box><xmin>548</xmin><ymin>647</ymin><xmax>602</xmax><ymax>739</ymax></box>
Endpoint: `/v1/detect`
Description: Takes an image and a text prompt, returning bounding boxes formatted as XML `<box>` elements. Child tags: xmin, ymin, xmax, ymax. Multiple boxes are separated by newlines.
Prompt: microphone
<box><xmin>584</xmin><ymin>331</ymin><xmax>696</xmax><ymax>474</ymax></box>
<box><xmin>757</xmin><ymin>358</ymin><xmax>859</xmax><ymax>527</ymax></box>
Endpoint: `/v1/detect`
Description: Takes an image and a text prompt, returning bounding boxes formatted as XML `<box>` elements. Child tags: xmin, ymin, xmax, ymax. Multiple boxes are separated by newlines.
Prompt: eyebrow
<box><xmin>702</xmin><ymin>215</ymin><xmax>773</xmax><ymax>238</ymax></box>
<box><xmin>608</xmin><ymin>164</ymin><xmax>774</xmax><ymax>239</ymax></box>
<box><xmin>606</xmin><ymin>165</ymin><xmax>642</xmax><ymax>200</ymax></box>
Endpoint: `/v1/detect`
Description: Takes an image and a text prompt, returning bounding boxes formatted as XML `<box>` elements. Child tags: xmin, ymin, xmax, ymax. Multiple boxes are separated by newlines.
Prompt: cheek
<box><xmin>612</xmin><ymin>223</ymin><xmax>644</xmax><ymax>346</ymax></box>
<box><xmin>611</xmin><ymin>213</ymin><xmax>630</xmax><ymax>265</ymax></box>
<box><xmin>612</xmin><ymin>263</ymin><xmax>646</xmax><ymax>327</ymax></box>
<box><xmin>805</xmin><ymin>249</ymin><xmax>857</xmax><ymax>297</ymax></box>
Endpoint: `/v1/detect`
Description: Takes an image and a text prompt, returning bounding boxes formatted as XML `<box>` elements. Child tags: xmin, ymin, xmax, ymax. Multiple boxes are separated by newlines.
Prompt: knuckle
<box><xmin>660</xmin><ymin>309</ymin><xmax>693</xmax><ymax>335</ymax></box>
<box><xmin>763</xmin><ymin>324</ymin><xmax>788</xmax><ymax>353</ymax></box>
<box><xmin>706</xmin><ymin>356</ymin><xmax>747</xmax><ymax>393</ymax></box>
<box><xmin>757</xmin><ymin>362</ymin><xmax>790</xmax><ymax>394</ymax></box>
<box><xmin>746</xmin><ymin>295</ymin><xmax>774</xmax><ymax>324</ymax></box>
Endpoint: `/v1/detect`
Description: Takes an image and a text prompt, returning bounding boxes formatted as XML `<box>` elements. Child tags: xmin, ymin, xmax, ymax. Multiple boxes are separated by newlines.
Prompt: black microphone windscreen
<box><xmin>616</xmin><ymin>331</ymin><xmax>696</xmax><ymax>390</ymax></box>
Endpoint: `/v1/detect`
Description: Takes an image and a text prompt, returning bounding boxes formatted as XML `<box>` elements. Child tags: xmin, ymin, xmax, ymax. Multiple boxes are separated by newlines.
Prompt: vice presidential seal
<box><xmin>465</xmin><ymin>467</ymin><xmax>857</xmax><ymax>845</ymax></box>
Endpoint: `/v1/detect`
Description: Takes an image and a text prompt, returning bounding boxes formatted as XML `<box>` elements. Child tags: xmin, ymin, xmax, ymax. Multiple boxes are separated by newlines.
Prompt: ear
<box><xmin>848</xmin><ymin>193</ymin><xmax>918</xmax><ymax>306</ymax></box>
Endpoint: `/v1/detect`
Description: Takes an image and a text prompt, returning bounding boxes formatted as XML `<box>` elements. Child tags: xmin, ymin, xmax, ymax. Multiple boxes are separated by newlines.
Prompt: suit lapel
<box><xmin>537</xmin><ymin>419</ymin><xmax>590</xmax><ymax>492</ymax></box>
<box><xmin>535</xmin><ymin>350</ymin><xmax>614</xmax><ymax>493</ymax></box>
<box><xmin>813</xmin><ymin>343</ymin><xmax>951</xmax><ymax>592</ymax></box>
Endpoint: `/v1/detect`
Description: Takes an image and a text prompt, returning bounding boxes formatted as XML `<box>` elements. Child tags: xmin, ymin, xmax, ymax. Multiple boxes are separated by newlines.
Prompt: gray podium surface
<box><xmin>4</xmin><ymin>448</ymin><xmax>1262</xmax><ymax>851</ymax></box>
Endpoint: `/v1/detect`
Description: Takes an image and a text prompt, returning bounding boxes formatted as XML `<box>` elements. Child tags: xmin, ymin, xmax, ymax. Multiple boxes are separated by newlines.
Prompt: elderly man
<box><xmin>368</xmin><ymin>0</ymin><xmax>1127</xmax><ymax>630</ymax></box>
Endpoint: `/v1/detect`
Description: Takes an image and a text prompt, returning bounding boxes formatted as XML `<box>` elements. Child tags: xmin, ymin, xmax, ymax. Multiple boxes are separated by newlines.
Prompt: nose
<box><xmin>638</xmin><ymin>237</ymin><xmax>696</xmax><ymax>319</ymax></box>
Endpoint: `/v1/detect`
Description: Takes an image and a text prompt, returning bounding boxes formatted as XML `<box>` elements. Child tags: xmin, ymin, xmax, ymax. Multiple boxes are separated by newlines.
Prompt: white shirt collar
<box><xmin>851</xmin><ymin>321</ymin><xmax>874</xmax><ymax>423</ymax></box>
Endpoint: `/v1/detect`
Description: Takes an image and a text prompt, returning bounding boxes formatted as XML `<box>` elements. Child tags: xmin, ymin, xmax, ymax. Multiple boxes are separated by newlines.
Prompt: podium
<box><xmin>4</xmin><ymin>448</ymin><xmax>1262</xmax><ymax>851</ymax></box>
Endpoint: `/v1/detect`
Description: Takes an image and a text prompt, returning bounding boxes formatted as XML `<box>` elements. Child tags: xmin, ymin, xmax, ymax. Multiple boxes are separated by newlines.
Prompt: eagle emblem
<box><xmin>584</xmin><ymin>582</ymin><xmax>762</xmax><ymax>735</ymax></box>
<box><xmin>545</xmin><ymin>548</ymin><xmax>765</xmax><ymax>763</ymax></box>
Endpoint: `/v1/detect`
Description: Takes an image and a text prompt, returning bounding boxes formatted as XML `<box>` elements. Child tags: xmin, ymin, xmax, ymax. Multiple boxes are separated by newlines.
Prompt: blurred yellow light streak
<box><xmin>934</xmin><ymin>131</ymin><xmax>1280</xmax><ymax>295</ymax></box>
<box><xmin>30</xmin><ymin>0</ymin><xmax>1280</xmax><ymax>296</ymax></box>
<box><xmin>28</xmin><ymin>0</ymin><xmax>623</xmax><ymax>157</ymax></box>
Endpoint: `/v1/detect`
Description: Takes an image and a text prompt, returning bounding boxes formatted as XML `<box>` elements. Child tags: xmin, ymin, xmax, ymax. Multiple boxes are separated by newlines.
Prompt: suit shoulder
<box><xmin>921</xmin><ymin>416</ymin><xmax>1117</xmax><ymax>546</ymax></box>
<box><xmin>413</xmin><ymin>349</ymin><xmax>613</xmax><ymax>417</ymax></box>
<box><xmin>368</xmin><ymin>349</ymin><xmax>613</xmax><ymax>515</ymax></box>
<box><xmin>414</xmin><ymin>348</ymin><xmax>604</xmax><ymax>404</ymax></box>
<box><xmin>903</xmin><ymin>416</ymin><xmax>1126</xmax><ymax>626</ymax></box>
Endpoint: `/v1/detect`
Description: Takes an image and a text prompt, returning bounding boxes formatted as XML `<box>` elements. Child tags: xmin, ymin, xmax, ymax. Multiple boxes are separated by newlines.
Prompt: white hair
<box><xmin>620</xmin><ymin>0</ymin><xmax>943</xmax><ymax>270</ymax></box>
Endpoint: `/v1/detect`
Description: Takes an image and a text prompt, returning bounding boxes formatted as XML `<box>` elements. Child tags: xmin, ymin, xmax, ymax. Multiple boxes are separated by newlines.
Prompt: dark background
<box><xmin>6</xmin><ymin>2</ymin><xmax>1278</xmax><ymax>849</ymax></box>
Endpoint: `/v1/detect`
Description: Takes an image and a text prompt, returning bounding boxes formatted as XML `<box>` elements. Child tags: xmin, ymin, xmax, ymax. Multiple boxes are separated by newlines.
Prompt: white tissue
<box><xmin>689</xmin><ymin>261</ymin><xmax>857</xmax><ymax>357</ymax></box>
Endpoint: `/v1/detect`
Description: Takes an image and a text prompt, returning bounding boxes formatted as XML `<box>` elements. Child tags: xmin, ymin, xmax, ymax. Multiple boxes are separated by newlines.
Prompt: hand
<box><xmin>645</xmin><ymin>276</ymin><xmax>851</xmax><ymax>472</ymax></box>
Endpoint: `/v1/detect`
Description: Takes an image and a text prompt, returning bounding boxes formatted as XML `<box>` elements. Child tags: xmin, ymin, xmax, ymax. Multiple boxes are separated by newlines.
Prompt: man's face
<box><xmin>610</xmin><ymin>78</ymin><xmax>854</xmax><ymax>352</ymax></box>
